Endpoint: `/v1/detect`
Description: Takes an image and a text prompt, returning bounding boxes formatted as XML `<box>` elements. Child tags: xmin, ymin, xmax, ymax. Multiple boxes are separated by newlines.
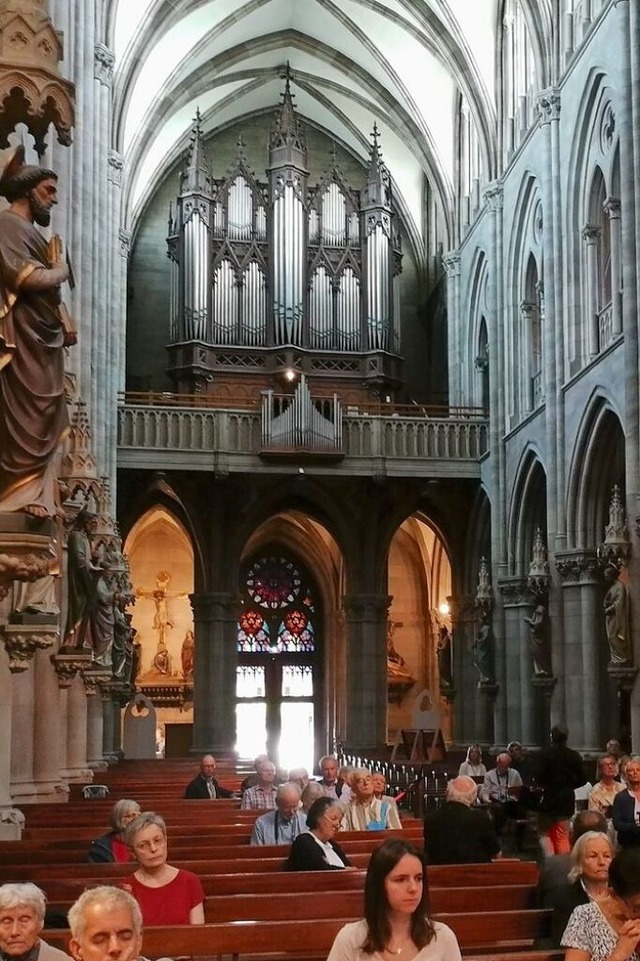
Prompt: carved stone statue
<box><xmin>63</xmin><ymin>511</ymin><xmax>100</xmax><ymax>651</ymax></box>
<box><xmin>603</xmin><ymin>565</ymin><xmax>631</xmax><ymax>665</ymax></box>
<box><xmin>471</xmin><ymin>615</ymin><xmax>495</xmax><ymax>684</ymax></box>
<box><xmin>524</xmin><ymin>602</ymin><xmax>553</xmax><ymax>676</ymax></box>
<box><xmin>436</xmin><ymin>625</ymin><xmax>453</xmax><ymax>688</ymax></box>
<box><xmin>386</xmin><ymin>621</ymin><xmax>414</xmax><ymax>683</ymax></box>
<box><xmin>152</xmin><ymin>639</ymin><xmax>171</xmax><ymax>675</ymax></box>
<box><xmin>181</xmin><ymin>629</ymin><xmax>195</xmax><ymax>680</ymax></box>
<box><xmin>112</xmin><ymin>603</ymin><xmax>134</xmax><ymax>683</ymax></box>
<box><xmin>0</xmin><ymin>146</ymin><xmax>76</xmax><ymax>517</ymax></box>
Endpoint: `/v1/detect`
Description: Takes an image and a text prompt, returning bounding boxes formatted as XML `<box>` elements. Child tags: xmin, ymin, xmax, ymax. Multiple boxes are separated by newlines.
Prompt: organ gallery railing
<box><xmin>118</xmin><ymin>393</ymin><xmax>488</xmax><ymax>467</ymax></box>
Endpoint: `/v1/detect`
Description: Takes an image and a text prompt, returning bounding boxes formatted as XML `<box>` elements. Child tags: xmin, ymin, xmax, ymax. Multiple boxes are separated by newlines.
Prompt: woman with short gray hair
<box><xmin>88</xmin><ymin>798</ymin><xmax>141</xmax><ymax>863</ymax></box>
<box><xmin>122</xmin><ymin>812</ymin><xmax>205</xmax><ymax>925</ymax></box>
<box><xmin>0</xmin><ymin>883</ymin><xmax>70</xmax><ymax>961</ymax></box>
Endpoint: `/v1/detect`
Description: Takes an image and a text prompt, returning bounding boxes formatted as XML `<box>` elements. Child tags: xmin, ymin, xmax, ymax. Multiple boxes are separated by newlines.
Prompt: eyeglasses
<box><xmin>322</xmin><ymin>814</ymin><xmax>343</xmax><ymax>827</ymax></box>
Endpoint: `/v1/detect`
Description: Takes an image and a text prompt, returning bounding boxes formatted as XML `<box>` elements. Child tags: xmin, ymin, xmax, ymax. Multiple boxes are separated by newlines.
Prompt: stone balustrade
<box><xmin>118</xmin><ymin>402</ymin><xmax>488</xmax><ymax>476</ymax></box>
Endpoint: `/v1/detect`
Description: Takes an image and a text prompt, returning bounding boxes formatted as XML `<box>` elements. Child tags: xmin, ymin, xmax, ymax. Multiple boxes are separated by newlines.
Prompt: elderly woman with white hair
<box><xmin>88</xmin><ymin>798</ymin><xmax>141</xmax><ymax>863</ymax></box>
<box><xmin>545</xmin><ymin>830</ymin><xmax>613</xmax><ymax>948</ymax></box>
<box><xmin>0</xmin><ymin>883</ymin><xmax>71</xmax><ymax>961</ymax></box>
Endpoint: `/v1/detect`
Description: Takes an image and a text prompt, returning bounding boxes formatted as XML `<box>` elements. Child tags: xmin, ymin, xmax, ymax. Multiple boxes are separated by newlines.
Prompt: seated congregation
<box><xmin>2</xmin><ymin>740</ymin><xmax>640</xmax><ymax>960</ymax></box>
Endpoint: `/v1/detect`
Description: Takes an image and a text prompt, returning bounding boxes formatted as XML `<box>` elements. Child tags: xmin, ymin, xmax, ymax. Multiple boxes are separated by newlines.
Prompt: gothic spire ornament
<box><xmin>527</xmin><ymin>527</ymin><xmax>550</xmax><ymax>596</ymax></box>
<box><xmin>182</xmin><ymin>108</ymin><xmax>212</xmax><ymax>195</ymax></box>
<box><xmin>0</xmin><ymin>0</ymin><xmax>75</xmax><ymax>155</ymax></box>
<box><xmin>601</xmin><ymin>484</ymin><xmax>630</xmax><ymax>567</ymax></box>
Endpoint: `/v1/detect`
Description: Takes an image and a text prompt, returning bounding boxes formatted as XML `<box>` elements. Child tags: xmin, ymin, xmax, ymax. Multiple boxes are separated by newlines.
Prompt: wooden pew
<box><xmin>43</xmin><ymin>883</ymin><xmax>536</xmax><ymax>922</ymax></box>
<box><xmin>42</xmin><ymin>910</ymin><xmax>555</xmax><ymax>958</ymax></box>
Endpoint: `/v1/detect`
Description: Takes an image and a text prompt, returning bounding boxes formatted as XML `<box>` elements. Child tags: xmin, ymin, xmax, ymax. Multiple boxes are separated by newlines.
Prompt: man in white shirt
<box><xmin>480</xmin><ymin>752</ymin><xmax>523</xmax><ymax>839</ymax></box>
<box><xmin>250</xmin><ymin>782</ymin><xmax>308</xmax><ymax>844</ymax></box>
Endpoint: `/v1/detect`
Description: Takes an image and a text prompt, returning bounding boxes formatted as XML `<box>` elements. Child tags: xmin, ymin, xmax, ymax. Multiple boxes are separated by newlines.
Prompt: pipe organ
<box><xmin>167</xmin><ymin>79</ymin><xmax>403</xmax><ymax>401</ymax></box>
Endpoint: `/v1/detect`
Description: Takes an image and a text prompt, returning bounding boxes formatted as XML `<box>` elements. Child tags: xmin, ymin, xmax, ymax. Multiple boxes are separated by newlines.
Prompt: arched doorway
<box><xmin>236</xmin><ymin>550</ymin><xmax>323</xmax><ymax>771</ymax></box>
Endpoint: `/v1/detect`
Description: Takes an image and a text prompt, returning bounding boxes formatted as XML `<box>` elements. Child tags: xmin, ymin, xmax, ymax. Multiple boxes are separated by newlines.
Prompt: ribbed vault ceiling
<box><xmin>110</xmin><ymin>0</ymin><xmax>498</xmax><ymax>246</ymax></box>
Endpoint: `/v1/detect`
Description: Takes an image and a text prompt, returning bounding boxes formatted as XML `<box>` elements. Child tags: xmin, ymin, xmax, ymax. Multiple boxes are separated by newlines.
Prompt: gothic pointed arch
<box><xmin>566</xmin><ymin>392</ymin><xmax>626</xmax><ymax>549</ymax></box>
<box><xmin>507</xmin><ymin>447</ymin><xmax>548</xmax><ymax>576</ymax></box>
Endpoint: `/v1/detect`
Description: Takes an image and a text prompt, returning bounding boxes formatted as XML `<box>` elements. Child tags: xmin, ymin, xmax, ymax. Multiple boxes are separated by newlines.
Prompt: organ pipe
<box><xmin>168</xmin><ymin>99</ymin><xmax>401</xmax><ymax>359</ymax></box>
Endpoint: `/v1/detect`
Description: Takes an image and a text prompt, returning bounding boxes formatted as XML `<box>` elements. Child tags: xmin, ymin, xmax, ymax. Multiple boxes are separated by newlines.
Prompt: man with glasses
<box><xmin>249</xmin><ymin>782</ymin><xmax>308</xmax><ymax>845</ymax></box>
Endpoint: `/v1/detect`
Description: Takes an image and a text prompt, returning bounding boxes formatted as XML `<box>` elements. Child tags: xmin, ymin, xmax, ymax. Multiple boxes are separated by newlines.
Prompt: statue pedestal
<box><xmin>0</xmin><ymin>808</ymin><xmax>24</xmax><ymax>839</ymax></box>
<box><xmin>0</xmin><ymin>514</ymin><xmax>57</xmax><ymax>600</ymax></box>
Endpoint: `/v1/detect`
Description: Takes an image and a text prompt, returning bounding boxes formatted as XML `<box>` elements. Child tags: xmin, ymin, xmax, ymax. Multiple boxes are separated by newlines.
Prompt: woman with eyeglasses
<box><xmin>562</xmin><ymin>847</ymin><xmax>640</xmax><ymax>960</ymax></box>
<box><xmin>285</xmin><ymin>797</ymin><xmax>352</xmax><ymax>870</ymax></box>
<box><xmin>122</xmin><ymin>812</ymin><xmax>204</xmax><ymax>925</ymax></box>
<box><xmin>327</xmin><ymin>838</ymin><xmax>461</xmax><ymax>961</ymax></box>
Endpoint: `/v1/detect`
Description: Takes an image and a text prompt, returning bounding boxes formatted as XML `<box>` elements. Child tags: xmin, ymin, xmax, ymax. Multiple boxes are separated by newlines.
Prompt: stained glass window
<box><xmin>281</xmin><ymin>665</ymin><xmax>314</xmax><ymax>697</ymax></box>
<box><xmin>238</xmin><ymin>553</ymin><xmax>317</xmax><ymax>653</ymax></box>
<box><xmin>247</xmin><ymin>556</ymin><xmax>300</xmax><ymax>608</ymax></box>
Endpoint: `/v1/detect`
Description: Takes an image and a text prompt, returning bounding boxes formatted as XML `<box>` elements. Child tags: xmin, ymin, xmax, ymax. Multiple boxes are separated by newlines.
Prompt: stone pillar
<box><xmin>604</xmin><ymin>197</ymin><xmax>622</xmax><ymax>336</ymax></box>
<box><xmin>84</xmin><ymin>672</ymin><xmax>109</xmax><ymax>770</ymax></box>
<box><xmin>9</xmin><ymin>667</ymin><xmax>35</xmax><ymax>801</ymax></box>
<box><xmin>65</xmin><ymin>674</ymin><xmax>91</xmax><ymax>782</ymax></box>
<box><xmin>32</xmin><ymin>648</ymin><xmax>67</xmax><ymax>801</ymax></box>
<box><xmin>102</xmin><ymin>689</ymin><xmax>116</xmax><ymax>763</ymax></box>
<box><xmin>191</xmin><ymin>592</ymin><xmax>239</xmax><ymax>755</ymax></box>
<box><xmin>556</xmin><ymin>552</ymin><xmax>602</xmax><ymax>751</ymax></box>
<box><xmin>519</xmin><ymin>302</ymin><xmax>535</xmax><ymax>413</ymax></box>
<box><xmin>342</xmin><ymin>594</ymin><xmax>390</xmax><ymax>752</ymax></box>
<box><xmin>483</xmin><ymin>183</ymin><xmax>508</xmax><ymax>747</ymax></box>
<box><xmin>443</xmin><ymin>254</ymin><xmax>461</xmax><ymax>404</ymax></box>
<box><xmin>582</xmin><ymin>225</ymin><xmax>600</xmax><ymax>359</ymax></box>
<box><xmin>498</xmin><ymin>579</ymin><xmax>531</xmax><ymax>743</ymax></box>
<box><xmin>0</xmin><ymin>638</ymin><xmax>23</xmax><ymax>838</ymax></box>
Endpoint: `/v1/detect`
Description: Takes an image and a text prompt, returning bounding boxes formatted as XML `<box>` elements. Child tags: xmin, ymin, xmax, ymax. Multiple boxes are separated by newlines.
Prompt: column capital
<box><xmin>582</xmin><ymin>223</ymin><xmax>600</xmax><ymax>243</ymax></box>
<box><xmin>555</xmin><ymin>549</ymin><xmax>600</xmax><ymax>583</ymax></box>
<box><xmin>94</xmin><ymin>43</ymin><xmax>115</xmax><ymax>86</ymax></box>
<box><xmin>483</xmin><ymin>181</ymin><xmax>503</xmax><ymax>211</ymax></box>
<box><xmin>342</xmin><ymin>593</ymin><xmax>392</xmax><ymax>619</ymax></box>
<box><xmin>191</xmin><ymin>591</ymin><xmax>241</xmax><ymax>622</ymax></box>
<box><xmin>536</xmin><ymin>88</ymin><xmax>561</xmax><ymax>125</ymax></box>
<box><xmin>50</xmin><ymin>652</ymin><xmax>93</xmax><ymax>688</ymax></box>
<box><xmin>0</xmin><ymin>623</ymin><xmax>58</xmax><ymax>673</ymax></box>
<box><xmin>496</xmin><ymin>577</ymin><xmax>529</xmax><ymax>605</ymax></box>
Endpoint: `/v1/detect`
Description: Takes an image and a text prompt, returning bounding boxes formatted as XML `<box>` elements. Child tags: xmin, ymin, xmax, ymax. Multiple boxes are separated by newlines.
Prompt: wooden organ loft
<box><xmin>166</xmin><ymin>76</ymin><xmax>404</xmax><ymax>409</ymax></box>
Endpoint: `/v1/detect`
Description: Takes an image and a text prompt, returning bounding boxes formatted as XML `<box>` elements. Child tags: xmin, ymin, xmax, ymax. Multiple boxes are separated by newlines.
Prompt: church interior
<box><xmin>1</xmin><ymin>0</ymin><xmax>639</xmax><ymax>821</ymax></box>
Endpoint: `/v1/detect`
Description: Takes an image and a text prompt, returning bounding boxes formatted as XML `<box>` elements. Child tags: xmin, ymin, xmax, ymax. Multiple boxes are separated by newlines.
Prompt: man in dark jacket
<box><xmin>424</xmin><ymin>776</ymin><xmax>501</xmax><ymax>864</ymax></box>
<box><xmin>184</xmin><ymin>755</ymin><xmax>235</xmax><ymax>798</ymax></box>
<box><xmin>537</xmin><ymin>725</ymin><xmax>586</xmax><ymax>854</ymax></box>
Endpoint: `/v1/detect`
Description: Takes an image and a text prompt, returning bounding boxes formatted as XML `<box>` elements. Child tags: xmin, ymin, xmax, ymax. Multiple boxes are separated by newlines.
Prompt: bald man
<box><xmin>184</xmin><ymin>755</ymin><xmax>235</xmax><ymax>799</ymax></box>
<box><xmin>424</xmin><ymin>776</ymin><xmax>501</xmax><ymax>864</ymax></box>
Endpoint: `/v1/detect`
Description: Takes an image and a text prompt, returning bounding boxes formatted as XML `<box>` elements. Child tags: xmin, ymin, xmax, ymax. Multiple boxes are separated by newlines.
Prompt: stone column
<box><xmin>9</xmin><ymin>667</ymin><xmax>35</xmax><ymax>802</ymax></box>
<box><xmin>556</xmin><ymin>552</ymin><xmax>602</xmax><ymax>751</ymax></box>
<box><xmin>483</xmin><ymin>182</ymin><xmax>508</xmax><ymax>747</ymax></box>
<box><xmin>0</xmin><ymin>639</ymin><xmax>23</xmax><ymax>838</ymax></box>
<box><xmin>342</xmin><ymin>594</ymin><xmax>390</xmax><ymax>752</ymax></box>
<box><xmin>519</xmin><ymin>302</ymin><xmax>535</xmax><ymax>413</ymax></box>
<box><xmin>191</xmin><ymin>592</ymin><xmax>239</xmax><ymax>755</ymax></box>
<box><xmin>443</xmin><ymin>254</ymin><xmax>461</xmax><ymax>403</ymax></box>
<box><xmin>604</xmin><ymin>197</ymin><xmax>622</xmax><ymax>336</ymax></box>
<box><xmin>65</xmin><ymin>674</ymin><xmax>91</xmax><ymax>782</ymax></box>
<box><xmin>582</xmin><ymin>225</ymin><xmax>600</xmax><ymax>359</ymax></box>
<box><xmin>498</xmin><ymin>579</ymin><xmax>531</xmax><ymax>743</ymax></box>
<box><xmin>84</xmin><ymin>672</ymin><xmax>109</xmax><ymax>770</ymax></box>
<box><xmin>32</xmin><ymin>648</ymin><xmax>67</xmax><ymax>801</ymax></box>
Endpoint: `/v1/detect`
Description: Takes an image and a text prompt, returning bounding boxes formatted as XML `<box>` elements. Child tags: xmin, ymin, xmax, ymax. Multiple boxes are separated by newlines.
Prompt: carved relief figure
<box><xmin>152</xmin><ymin>638</ymin><xmax>171</xmax><ymax>675</ymax></box>
<box><xmin>436</xmin><ymin>625</ymin><xmax>453</xmax><ymax>688</ymax></box>
<box><xmin>524</xmin><ymin>602</ymin><xmax>553</xmax><ymax>676</ymax></box>
<box><xmin>386</xmin><ymin>621</ymin><xmax>414</xmax><ymax>683</ymax></box>
<box><xmin>63</xmin><ymin>511</ymin><xmax>100</xmax><ymax>651</ymax></box>
<box><xmin>181</xmin><ymin>629</ymin><xmax>195</xmax><ymax>679</ymax></box>
<box><xmin>603</xmin><ymin>565</ymin><xmax>631</xmax><ymax>665</ymax></box>
<box><xmin>0</xmin><ymin>146</ymin><xmax>76</xmax><ymax>517</ymax></box>
<box><xmin>471</xmin><ymin>615</ymin><xmax>495</xmax><ymax>684</ymax></box>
